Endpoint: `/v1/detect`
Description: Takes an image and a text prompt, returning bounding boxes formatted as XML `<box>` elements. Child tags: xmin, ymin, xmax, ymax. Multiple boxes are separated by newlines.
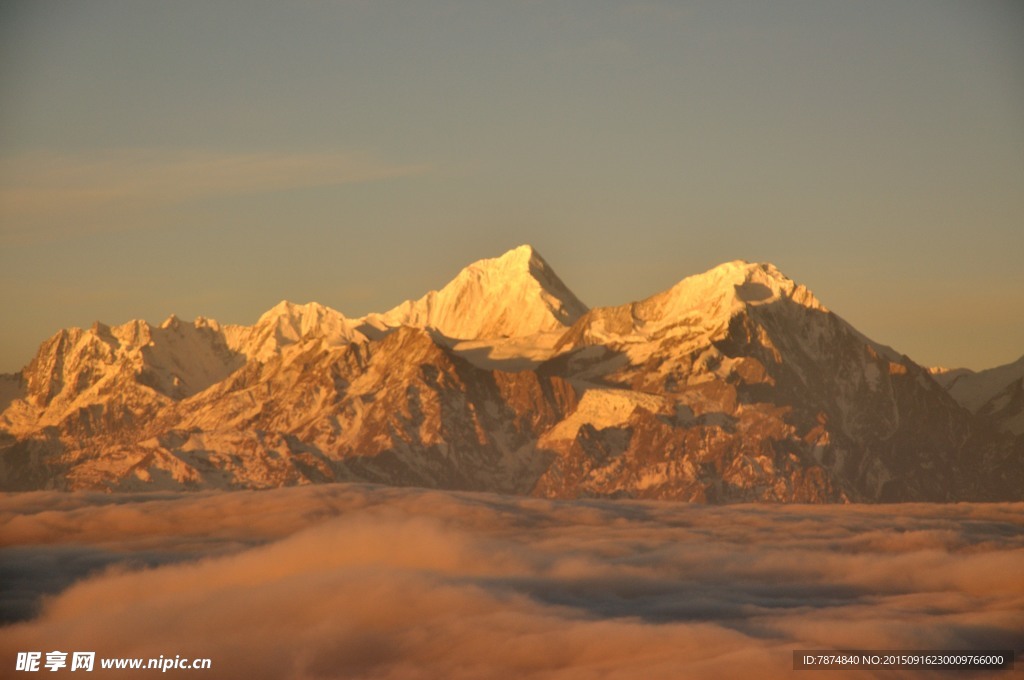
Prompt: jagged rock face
<box><xmin>332</xmin><ymin>328</ymin><xmax>578</xmax><ymax>492</ymax></box>
<box><xmin>1</xmin><ymin>249</ymin><xmax>1021</xmax><ymax>502</ymax></box>
<box><xmin>6</xmin><ymin>318</ymin><xmax>241</xmax><ymax>431</ymax></box>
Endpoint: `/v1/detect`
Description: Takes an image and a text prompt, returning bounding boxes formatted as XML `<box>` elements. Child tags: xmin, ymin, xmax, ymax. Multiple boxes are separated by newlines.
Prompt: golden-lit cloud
<box><xmin>0</xmin><ymin>150</ymin><xmax>428</xmax><ymax>241</ymax></box>
<box><xmin>1</xmin><ymin>487</ymin><xmax>1022</xmax><ymax>678</ymax></box>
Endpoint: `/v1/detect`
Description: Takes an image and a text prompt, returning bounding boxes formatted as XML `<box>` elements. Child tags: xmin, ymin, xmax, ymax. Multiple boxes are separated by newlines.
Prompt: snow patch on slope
<box><xmin>542</xmin><ymin>388</ymin><xmax>668</xmax><ymax>442</ymax></box>
<box><xmin>451</xmin><ymin>331</ymin><xmax>566</xmax><ymax>371</ymax></box>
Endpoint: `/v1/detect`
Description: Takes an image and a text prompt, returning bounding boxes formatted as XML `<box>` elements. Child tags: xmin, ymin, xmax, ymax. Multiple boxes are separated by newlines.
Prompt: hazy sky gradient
<box><xmin>1</xmin><ymin>0</ymin><xmax>1022</xmax><ymax>372</ymax></box>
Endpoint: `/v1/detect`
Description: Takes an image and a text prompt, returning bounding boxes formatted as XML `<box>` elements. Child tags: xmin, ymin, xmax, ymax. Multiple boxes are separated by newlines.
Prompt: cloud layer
<box><xmin>2</xmin><ymin>486</ymin><xmax>1022</xmax><ymax>678</ymax></box>
<box><xmin>0</xmin><ymin>150</ymin><xmax>426</xmax><ymax>242</ymax></box>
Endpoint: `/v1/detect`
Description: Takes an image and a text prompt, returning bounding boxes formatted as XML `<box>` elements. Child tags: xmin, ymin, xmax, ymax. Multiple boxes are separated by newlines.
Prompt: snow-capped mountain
<box><xmin>2</xmin><ymin>246</ymin><xmax>1020</xmax><ymax>501</ymax></box>
<box><xmin>2</xmin><ymin>316</ymin><xmax>241</xmax><ymax>432</ymax></box>
<box><xmin>359</xmin><ymin>245</ymin><xmax>587</xmax><ymax>340</ymax></box>
<box><xmin>535</xmin><ymin>260</ymin><xmax>1013</xmax><ymax>501</ymax></box>
<box><xmin>225</xmin><ymin>300</ymin><xmax>366</xmax><ymax>361</ymax></box>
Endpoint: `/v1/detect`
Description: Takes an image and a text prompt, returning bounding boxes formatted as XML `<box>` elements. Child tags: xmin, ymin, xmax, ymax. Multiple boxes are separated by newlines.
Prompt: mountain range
<box><xmin>2</xmin><ymin>245</ymin><xmax>1021</xmax><ymax>501</ymax></box>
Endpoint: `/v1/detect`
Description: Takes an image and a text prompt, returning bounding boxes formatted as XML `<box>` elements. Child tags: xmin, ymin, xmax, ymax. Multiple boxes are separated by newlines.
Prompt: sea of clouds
<box><xmin>1</xmin><ymin>485</ymin><xmax>1022</xmax><ymax>679</ymax></box>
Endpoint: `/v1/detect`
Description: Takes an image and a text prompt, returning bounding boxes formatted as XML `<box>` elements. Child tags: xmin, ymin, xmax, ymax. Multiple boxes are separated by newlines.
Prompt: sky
<box><xmin>1</xmin><ymin>0</ymin><xmax>1022</xmax><ymax>373</ymax></box>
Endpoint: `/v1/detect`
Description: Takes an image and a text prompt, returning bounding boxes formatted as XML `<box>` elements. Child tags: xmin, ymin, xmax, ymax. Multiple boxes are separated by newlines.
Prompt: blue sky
<box><xmin>1</xmin><ymin>0</ymin><xmax>1022</xmax><ymax>372</ymax></box>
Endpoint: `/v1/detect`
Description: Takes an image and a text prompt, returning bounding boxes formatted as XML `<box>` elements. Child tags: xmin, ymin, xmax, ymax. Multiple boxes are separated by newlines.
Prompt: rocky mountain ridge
<box><xmin>2</xmin><ymin>246</ymin><xmax>1020</xmax><ymax>501</ymax></box>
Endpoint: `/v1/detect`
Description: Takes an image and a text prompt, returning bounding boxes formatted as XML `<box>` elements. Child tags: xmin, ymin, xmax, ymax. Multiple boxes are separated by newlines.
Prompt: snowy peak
<box><xmin>363</xmin><ymin>245</ymin><xmax>588</xmax><ymax>340</ymax></box>
<box><xmin>18</xmin><ymin>315</ymin><xmax>244</xmax><ymax>418</ymax></box>
<box><xmin>643</xmin><ymin>260</ymin><xmax>826</xmax><ymax>326</ymax></box>
<box><xmin>225</xmin><ymin>300</ymin><xmax>365</xmax><ymax>361</ymax></box>
<box><xmin>256</xmin><ymin>300</ymin><xmax>325</xmax><ymax>325</ymax></box>
<box><xmin>13</xmin><ymin>300</ymin><xmax>364</xmax><ymax>423</ymax></box>
<box><xmin>520</xmin><ymin>245</ymin><xmax>590</xmax><ymax>326</ymax></box>
<box><xmin>559</xmin><ymin>260</ymin><xmax>826</xmax><ymax>349</ymax></box>
<box><xmin>254</xmin><ymin>300</ymin><xmax>352</xmax><ymax>338</ymax></box>
<box><xmin>489</xmin><ymin>243</ymin><xmax>537</xmax><ymax>269</ymax></box>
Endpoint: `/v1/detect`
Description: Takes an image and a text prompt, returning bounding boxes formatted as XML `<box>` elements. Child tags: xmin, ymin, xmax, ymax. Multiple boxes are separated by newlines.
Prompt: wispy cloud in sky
<box><xmin>2</xmin><ymin>486</ymin><xmax>1021</xmax><ymax>679</ymax></box>
<box><xmin>0</xmin><ymin>150</ymin><xmax>427</xmax><ymax>242</ymax></box>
